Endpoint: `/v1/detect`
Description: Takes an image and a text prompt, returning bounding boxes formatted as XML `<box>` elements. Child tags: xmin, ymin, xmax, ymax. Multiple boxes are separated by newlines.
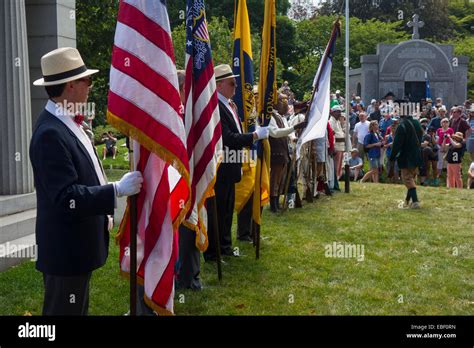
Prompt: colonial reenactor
<box><xmin>389</xmin><ymin>113</ymin><xmax>423</xmax><ymax>208</ymax></box>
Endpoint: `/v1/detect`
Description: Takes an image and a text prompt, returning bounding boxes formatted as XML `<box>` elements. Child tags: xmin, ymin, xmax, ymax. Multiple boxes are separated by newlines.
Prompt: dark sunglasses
<box><xmin>76</xmin><ymin>76</ymin><xmax>93</xmax><ymax>87</ymax></box>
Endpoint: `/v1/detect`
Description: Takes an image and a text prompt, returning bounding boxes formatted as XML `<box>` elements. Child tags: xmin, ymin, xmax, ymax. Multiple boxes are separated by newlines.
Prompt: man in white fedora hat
<box><xmin>30</xmin><ymin>47</ymin><xmax>143</xmax><ymax>315</ymax></box>
<box><xmin>204</xmin><ymin>64</ymin><xmax>269</xmax><ymax>262</ymax></box>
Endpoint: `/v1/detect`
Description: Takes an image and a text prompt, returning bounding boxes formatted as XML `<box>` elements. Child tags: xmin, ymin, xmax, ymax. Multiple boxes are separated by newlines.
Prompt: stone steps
<box><xmin>0</xmin><ymin>208</ymin><xmax>36</xmax><ymax>245</ymax></box>
<box><xmin>0</xmin><ymin>193</ymin><xmax>37</xmax><ymax>272</ymax></box>
<box><xmin>0</xmin><ymin>233</ymin><xmax>36</xmax><ymax>272</ymax></box>
<box><xmin>0</xmin><ymin>193</ymin><xmax>36</xmax><ymax>217</ymax></box>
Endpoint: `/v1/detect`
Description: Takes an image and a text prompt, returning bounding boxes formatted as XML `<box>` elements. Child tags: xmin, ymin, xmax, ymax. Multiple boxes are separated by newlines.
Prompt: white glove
<box><xmin>114</xmin><ymin>171</ymin><xmax>143</xmax><ymax>197</ymax></box>
<box><xmin>254</xmin><ymin>126</ymin><xmax>270</xmax><ymax>140</ymax></box>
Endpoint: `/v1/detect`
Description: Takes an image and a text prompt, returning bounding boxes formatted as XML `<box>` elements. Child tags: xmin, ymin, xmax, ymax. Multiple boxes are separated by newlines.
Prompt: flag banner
<box><xmin>425</xmin><ymin>72</ymin><xmax>431</xmax><ymax>100</ymax></box>
<box><xmin>108</xmin><ymin>0</ymin><xmax>190</xmax><ymax>315</ymax></box>
<box><xmin>233</xmin><ymin>0</ymin><xmax>257</xmax><ymax>213</ymax></box>
<box><xmin>252</xmin><ymin>0</ymin><xmax>276</xmax><ymax>225</ymax></box>
<box><xmin>296</xmin><ymin>20</ymin><xmax>341</xmax><ymax>160</ymax></box>
<box><xmin>183</xmin><ymin>0</ymin><xmax>223</xmax><ymax>251</ymax></box>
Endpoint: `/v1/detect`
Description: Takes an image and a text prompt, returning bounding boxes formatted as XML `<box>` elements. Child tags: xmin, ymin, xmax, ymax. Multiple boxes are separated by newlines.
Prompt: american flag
<box><xmin>183</xmin><ymin>0</ymin><xmax>222</xmax><ymax>251</ymax></box>
<box><xmin>107</xmin><ymin>0</ymin><xmax>190</xmax><ymax>315</ymax></box>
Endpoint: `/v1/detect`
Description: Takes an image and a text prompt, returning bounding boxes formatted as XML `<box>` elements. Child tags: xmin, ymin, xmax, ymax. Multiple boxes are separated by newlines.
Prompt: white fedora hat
<box><xmin>33</xmin><ymin>47</ymin><xmax>99</xmax><ymax>86</ymax></box>
<box><xmin>214</xmin><ymin>64</ymin><xmax>239</xmax><ymax>82</ymax></box>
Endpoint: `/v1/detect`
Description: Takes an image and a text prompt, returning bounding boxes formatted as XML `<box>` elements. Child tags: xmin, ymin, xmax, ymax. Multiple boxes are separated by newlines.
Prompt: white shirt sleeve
<box><xmin>269</xmin><ymin>115</ymin><xmax>295</xmax><ymax>139</ymax></box>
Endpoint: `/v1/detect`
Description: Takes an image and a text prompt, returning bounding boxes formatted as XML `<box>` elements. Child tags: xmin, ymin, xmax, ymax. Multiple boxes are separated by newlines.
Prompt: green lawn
<box><xmin>0</xmin><ymin>182</ymin><xmax>472</xmax><ymax>315</ymax></box>
<box><xmin>96</xmin><ymin>137</ymin><xmax>130</xmax><ymax>171</ymax></box>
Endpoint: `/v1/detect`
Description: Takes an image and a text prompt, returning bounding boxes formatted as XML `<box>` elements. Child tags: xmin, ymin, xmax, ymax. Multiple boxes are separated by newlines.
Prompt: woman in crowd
<box><xmin>466</xmin><ymin>106</ymin><xmax>474</xmax><ymax>161</ymax></box>
<box><xmin>435</xmin><ymin>118</ymin><xmax>453</xmax><ymax>181</ymax></box>
<box><xmin>361</xmin><ymin>121</ymin><xmax>383</xmax><ymax>183</ymax></box>
<box><xmin>444</xmin><ymin>132</ymin><xmax>464</xmax><ymax>189</ymax></box>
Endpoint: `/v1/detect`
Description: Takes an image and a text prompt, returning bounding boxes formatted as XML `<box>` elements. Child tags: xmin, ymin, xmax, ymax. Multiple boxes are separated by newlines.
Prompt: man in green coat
<box><xmin>389</xmin><ymin>115</ymin><xmax>423</xmax><ymax>208</ymax></box>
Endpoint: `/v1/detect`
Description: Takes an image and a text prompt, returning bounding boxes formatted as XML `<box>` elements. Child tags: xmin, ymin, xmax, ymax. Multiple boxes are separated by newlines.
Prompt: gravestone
<box><xmin>350</xmin><ymin>14</ymin><xmax>469</xmax><ymax>108</ymax></box>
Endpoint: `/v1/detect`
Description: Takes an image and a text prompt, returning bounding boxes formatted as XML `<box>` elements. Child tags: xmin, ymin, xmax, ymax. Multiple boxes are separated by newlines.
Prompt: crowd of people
<box><xmin>344</xmin><ymin>94</ymin><xmax>474</xmax><ymax>189</ymax></box>
<box><xmin>28</xmin><ymin>46</ymin><xmax>473</xmax><ymax>315</ymax></box>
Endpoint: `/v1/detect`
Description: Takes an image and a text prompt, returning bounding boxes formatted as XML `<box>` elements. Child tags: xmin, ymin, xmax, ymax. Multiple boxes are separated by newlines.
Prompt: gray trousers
<box><xmin>42</xmin><ymin>272</ymin><xmax>91</xmax><ymax>315</ymax></box>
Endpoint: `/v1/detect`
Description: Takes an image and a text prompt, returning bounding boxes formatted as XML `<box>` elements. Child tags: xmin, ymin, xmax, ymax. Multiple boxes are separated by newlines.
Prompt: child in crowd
<box><xmin>348</xmin><ymin>148</ymin><xmax>364</xmax><ymax>180</ymax></box>
<box><xmin>361</xmin><ymin>121</ymin><xmax>383</xmax><ymax>183</ymax></box>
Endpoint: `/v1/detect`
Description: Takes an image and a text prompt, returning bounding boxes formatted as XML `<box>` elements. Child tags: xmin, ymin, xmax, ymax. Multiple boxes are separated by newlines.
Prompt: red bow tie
<box><xmin>74</xmin><ymin>114</ymin><xmax>85</xmax><ymax>125</ymax></box>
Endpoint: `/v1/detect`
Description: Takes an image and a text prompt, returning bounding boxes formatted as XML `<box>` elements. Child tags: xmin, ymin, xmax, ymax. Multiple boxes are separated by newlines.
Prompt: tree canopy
<box><xmin>76</xmin><ymin>0</ymin><xmax>473</xmax><ymax>125</ymax></box>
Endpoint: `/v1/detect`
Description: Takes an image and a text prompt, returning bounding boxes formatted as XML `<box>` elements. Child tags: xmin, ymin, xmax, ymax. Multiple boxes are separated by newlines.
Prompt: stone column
<box><xmin>26</xmin><ymin>0</ymin><xmax>77</xmax><ymax>125</ymax></box>
<box><xmin>0</xmin><ymin>0</ymin><xmax>34</xmax><ymax>195</ymax></box>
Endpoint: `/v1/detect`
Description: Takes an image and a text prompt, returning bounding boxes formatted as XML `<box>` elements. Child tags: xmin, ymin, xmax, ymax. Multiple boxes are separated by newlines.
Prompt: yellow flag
<box><xmin>253</xmin><ymin>0</ymin><xmax>276</xmax><ymax>225</ymax></box>
<box><xmin>233</xmin><ymin>0</ymin><xmax>257</xmax><ymax>212</ymax></box>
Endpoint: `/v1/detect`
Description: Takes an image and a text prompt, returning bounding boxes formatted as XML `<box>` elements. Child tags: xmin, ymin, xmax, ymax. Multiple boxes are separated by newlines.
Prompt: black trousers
<box><xmin>237</xmin><ymin>194</ymin><xmax>253</xmax><ymax>240</ymax></box>
<box><xmin>176</xmin><ymin>225</ymin><xmax>202</xmax><ymax>290</ymax></box>
<box><xmin>204</xmin><ymin>175</ymin><xmax>235</xmax><ymax>259</ymax></box>
<box><xmin>42</xmin><ymin>272</ymin><xmax>91</xmax><ymax>315</ymax></box>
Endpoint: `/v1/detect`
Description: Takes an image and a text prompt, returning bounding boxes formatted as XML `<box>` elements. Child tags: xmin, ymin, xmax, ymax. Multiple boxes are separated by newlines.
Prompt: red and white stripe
<box><xmin>184</xmin><ymin>39</ymin><xmax>222</xmax><ymax>251</ymax></box>
<box><xmin>110</xmin><ymin>0</ymin><xmax>189</xmax><ymax>315</ymax></box>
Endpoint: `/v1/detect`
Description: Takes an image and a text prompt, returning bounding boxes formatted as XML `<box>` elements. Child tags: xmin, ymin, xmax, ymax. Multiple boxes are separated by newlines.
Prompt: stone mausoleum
<box><xmin>350</xmin><ymin>15</ymin><xmax>469</xmax><ymax>108</ymax></box>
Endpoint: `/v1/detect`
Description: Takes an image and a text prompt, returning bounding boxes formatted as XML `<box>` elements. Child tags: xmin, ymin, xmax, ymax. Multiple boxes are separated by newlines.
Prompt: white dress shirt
<box><xmin>218</xmin><ymin>93</ymin><xmax>242</xmax><ymax>133</ymax></box>
<box><xmin>46</xmin><ymin>99</ymin><xmax>107</xmax><ymax>186</ymax></box>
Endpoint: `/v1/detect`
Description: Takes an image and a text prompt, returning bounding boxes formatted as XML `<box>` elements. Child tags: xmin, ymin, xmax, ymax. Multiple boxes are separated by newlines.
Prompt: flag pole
<box><xmin>210</xmin><ymin>196</ymin><xmax>222</xmax><ymax>280</ymax></box>
<box><xmin>281</xmin><ymin>148</ymin><xmax>295</xmax><ymax>211</ymax></box>
<box><xmin>128</xmin><ymin>138</ymin><xmax>137</xmax><ymax>316</ymax></box>
<box><xmin>253</xmin><ymin>146</ymin><xmax>263</xmax><ymax>259</ymax></box>
<box><xmin>344</xmin><ymin>0</ymin><xmax>351</xmax><ymax>193</ymax></box>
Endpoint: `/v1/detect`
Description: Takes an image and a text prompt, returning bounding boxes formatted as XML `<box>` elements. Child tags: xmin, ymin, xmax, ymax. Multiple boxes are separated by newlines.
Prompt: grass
<box><xmin>95</xmin><ymin>138</ymin><xmax>130</xmax><ymax>171</ymax></box>
<box><xmin>0</xmin><ymin>182</ymin><xmax>472</xmax><ymax>316</ymax></box>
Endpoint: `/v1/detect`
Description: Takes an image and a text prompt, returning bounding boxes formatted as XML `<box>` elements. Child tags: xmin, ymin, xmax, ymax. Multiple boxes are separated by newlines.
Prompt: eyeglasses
<box><xmin>76</xmin><ymin>77</ymin><xmax>93</xmax><ymax>87</ymax></box>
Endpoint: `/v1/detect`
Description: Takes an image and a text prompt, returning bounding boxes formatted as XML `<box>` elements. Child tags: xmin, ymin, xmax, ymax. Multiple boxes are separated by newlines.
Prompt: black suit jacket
<box><xmin>29</xmin><ymin>109</ymin><xmax>115</xmax><ymax>276</ymax></box>
<box><xmin>218</xmin><ymin>99</ymin><xmax>254</xmax><ymax>184</ymax></box>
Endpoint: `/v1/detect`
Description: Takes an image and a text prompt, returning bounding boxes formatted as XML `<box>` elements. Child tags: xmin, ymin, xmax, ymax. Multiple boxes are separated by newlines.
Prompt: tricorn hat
<box><xmin>33</xmin><ymin>47</ymin><xmax>98</xmax><ymax>86</ymax></box>
<box><xmin>214</xmin><ymin>64</ymin><xmax>239</xmax><ymax>82</ymax></box>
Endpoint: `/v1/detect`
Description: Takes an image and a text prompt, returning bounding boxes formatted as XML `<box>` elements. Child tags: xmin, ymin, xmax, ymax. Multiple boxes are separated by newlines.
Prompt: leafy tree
<box><xmin>172</xmin><ymin>16</ymin><xmax>234</xmax><ymax>69</ymax></box>
<box><xmin>448</xmin><ymin>0</ymin><xmax>474</xmax><ymax>37</ymax></box>
<box><xmin>445</xmin><ymin>35</ymin><xmax>474</xmax><ymax>99</ymax></box>
<box><xmin>172</xmin><ymin>16</ymin><xmax>283</xmax><ymax>82</ymax></box>
<box><xmin>288</xmin><ymin>16</ymin><xmax>409</xmax><ymax>100</ymax></box>
<box><xmin>76</xmin><ymin>0</ymin><xmax>119</xmax><ymax>125</ymax></box>
<box><xmin>445</xmin><ymin>0</ymin><xmax>474</xmax><ymax>99</ymax></box>
<box><xmin>318</xmin><ymin>0</ymin><xmax>456</xmax><ymax>41</ymax></box>
<box><xmin>168</xmin><ymin>0</ymin><xmax>291</xmax><ymax>32</ymax></box>
<box><xmin>287</xmin><ymin>0</ymin><xmax>318</xmax><ymax>20</ymax></box>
